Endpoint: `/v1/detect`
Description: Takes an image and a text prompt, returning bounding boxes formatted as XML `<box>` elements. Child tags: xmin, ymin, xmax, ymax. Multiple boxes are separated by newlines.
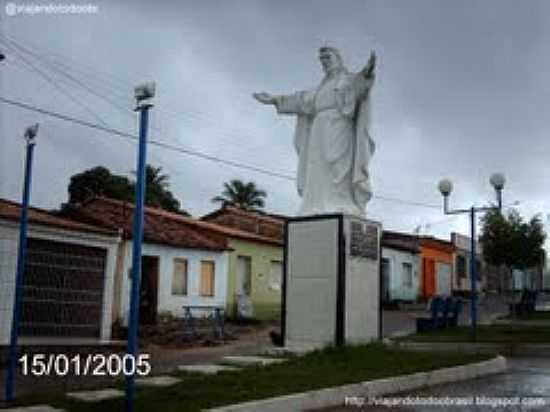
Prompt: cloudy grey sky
<box><xmin>1</xmin><ymin>0</ymin><xmax>549</xmax><ymax>241</ymax></box>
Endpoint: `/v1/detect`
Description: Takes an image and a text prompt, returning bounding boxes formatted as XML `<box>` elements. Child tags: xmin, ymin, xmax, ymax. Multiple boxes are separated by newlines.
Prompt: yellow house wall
<box><xmin>226</xmin><ymin>238</ymin><xmax>283</xmax><ymax>320</ymax></box>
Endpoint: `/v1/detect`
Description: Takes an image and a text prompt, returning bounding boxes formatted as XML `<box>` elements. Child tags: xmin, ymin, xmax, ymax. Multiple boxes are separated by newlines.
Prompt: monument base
<box><xmin>282</xmin><ymin>214</ymin><xmax>381</xmax><ymax>352</ymax></box>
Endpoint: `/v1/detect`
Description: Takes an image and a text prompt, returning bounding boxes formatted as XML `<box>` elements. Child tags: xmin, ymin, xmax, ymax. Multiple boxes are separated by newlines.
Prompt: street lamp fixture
<box><xmin>438</xmin><ymin>178</ymin><xmax>453</xmax><ymax>212</ymax></box>
<box><xmin>490</xmin><ymin>172</ymin><xmax>505</xmax><ymax>208</ymax></box>
<box><xmin>437</xmin><ymin>173</ymin><xmax>505</xmax><ymax>342</ymax></box>
<box><xmin>0</xmin><ymin>53</ymin><xmax>5</xmax><ymax>62</ymax></box>
<box><xmin>24</xmin><ymin>124</ymin><xmax>39</xmax><ymax>145</ymax></box>
<box><xmin>134</xmin><ymin>81</ymin><xmax>156</xmax><ymax>109</ymax></box>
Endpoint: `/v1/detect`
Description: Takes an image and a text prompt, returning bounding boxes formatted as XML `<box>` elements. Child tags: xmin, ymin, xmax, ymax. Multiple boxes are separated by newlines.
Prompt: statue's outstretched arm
<box><xmin>253</xmin><ymin>90</ymin><xmax>314</xmax><ymax>116</ymax></box>
<box><xmin>252</xmin><ymin>92</ymin><xmax>276</xmax><ymax>105</ymax></box>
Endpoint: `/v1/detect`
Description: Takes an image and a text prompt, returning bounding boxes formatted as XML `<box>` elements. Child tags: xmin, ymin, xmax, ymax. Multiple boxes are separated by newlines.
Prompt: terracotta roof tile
<box><xmin>66</xmin><ymin>197</ymin><xmax>284</xmax><ymax>250</ymax></box>
<box><xmin>201</xmin><ymin>205</ymin><xmax>285</xmax><ymax>243</ymax></box>
<box><xmin>382</xmin><ymin>230</ymin><xmax>420</xmax><ymax>253</ymax></box>
<box><xmin>0</xmin><ymin>198</ymin><xmax>116</xmax><ymax>236</ymax></box>
<box><xmin>419</xmin><ymin>235</ymin><xmax>455</xmax><ymax>252</ymax></box>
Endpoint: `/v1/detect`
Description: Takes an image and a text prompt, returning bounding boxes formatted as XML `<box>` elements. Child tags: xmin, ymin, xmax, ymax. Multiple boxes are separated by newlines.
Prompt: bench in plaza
<box><xmin>182</xmin><ymin>305</ymin><xmax>225</xmax><ymax>340</ymax></box>
<box><xmin>510</xmin><ymin>290</ymin><xmax>538</xmax><ymax>317</ymax></box>
<box><xmin>416</xmin><ymin>296</ymin><xmax>463</xmax><ymax>332</ymax></box>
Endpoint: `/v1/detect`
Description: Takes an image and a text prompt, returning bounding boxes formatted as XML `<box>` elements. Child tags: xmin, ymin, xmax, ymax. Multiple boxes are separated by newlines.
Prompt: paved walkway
<box><xmin>318</xmin><ymin>358</ymin><xmax>550</xmax><ymax>411</ymax></box>
<box><xmin>0</xmin><ymin>295</ymin><xmax>515</xmax><ymax>401</ymax></box>
<box><xmin>0</xmin><ymin>326</ymin><xmax>273</xmax><ymax>400</ymax></box>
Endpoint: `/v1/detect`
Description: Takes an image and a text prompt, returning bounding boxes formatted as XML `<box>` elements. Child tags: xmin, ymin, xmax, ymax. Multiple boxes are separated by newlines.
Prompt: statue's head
<box><xmin>319</xmin><ymin>47</ymin><xmax>344</xmax><ymax>74</ymax></box>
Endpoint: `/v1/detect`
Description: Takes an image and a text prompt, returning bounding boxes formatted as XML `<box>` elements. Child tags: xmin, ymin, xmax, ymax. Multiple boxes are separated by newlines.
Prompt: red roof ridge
<box><xmin>221</xmin><ymin>205</ymin><xmax>285</xmax><ymax>224</ymax></box>
<box><xmin>201</xmin><ymin>205</ymin><xmax>286</xmax><ymax>224</ymax></box>
<box><xmin>82</xmin><ymin>197</ymin><xmax>282</xmax><ymax>246</ymax></box>
<box><xmin>0</xmin><ymin>198</ymin><xmax>117</xmax><ymax>236</ymax></box>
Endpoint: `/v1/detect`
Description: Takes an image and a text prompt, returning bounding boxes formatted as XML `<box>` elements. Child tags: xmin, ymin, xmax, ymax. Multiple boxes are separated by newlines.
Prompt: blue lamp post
<box><xmin>5</xmin><ymin>124</ymin><xmax>39</xmax><ymax>403</ymax></box>
<box><xmin>438</xmin><ymin>173</ymin><xmax>505</xmax><ymax>342</ymax></box>
<box><xmin>125</xmin><ymin>81</ymin><xmax>155</xmax><ymax>412</ymax></box>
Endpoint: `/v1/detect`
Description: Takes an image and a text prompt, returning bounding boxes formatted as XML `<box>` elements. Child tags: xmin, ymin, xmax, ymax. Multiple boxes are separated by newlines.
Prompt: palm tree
<box><xmin>132</xmin><ymin>165</ymin><xmax>181</xmax><ymax>212</ymax></box>
<box><xmin>212</xmin><ymin>179</ymin><xmax>267</xmax><ymax>210</ymax></box>
<box><xmin>144</xmin><ymin>165</ymin><xmax>169</xmax><ymax>191</ymax></box>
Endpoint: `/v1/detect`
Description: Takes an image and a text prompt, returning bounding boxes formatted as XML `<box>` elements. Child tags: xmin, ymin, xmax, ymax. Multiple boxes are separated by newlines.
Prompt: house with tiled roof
<box><xmin>418</xmin><ymin>235</ymin><xmax>455</xmax><ymax>299</ymax></box>
<box><xmin>201</xmin><ymin>205</ymin><xmax>285</xmax><ymax>320</ymax></box>
<box><xmin>201</xmin><ymin>205</ymin><xmax>285</xmax><ymax>241</ymax></box>
<box><xmin>0</xmin><ymin>198</ymin><xmax>120</xmax><ymax>345</ymax></box>
<box><xmin>381</xmin><ymin>231</ymin><xmax>420</xmax><ymax>303</ymax></box>
<box><xmin>64</xmin><ymin>197</ymin><xmax>233</xmax><ymax>326</ymax></box>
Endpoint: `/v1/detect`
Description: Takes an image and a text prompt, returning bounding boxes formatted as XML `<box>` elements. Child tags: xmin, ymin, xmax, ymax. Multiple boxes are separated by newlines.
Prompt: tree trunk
<box><xmin>508</xmin><ymin>266</ymin><xmax>517</xmax><ymax>319</ymax></box>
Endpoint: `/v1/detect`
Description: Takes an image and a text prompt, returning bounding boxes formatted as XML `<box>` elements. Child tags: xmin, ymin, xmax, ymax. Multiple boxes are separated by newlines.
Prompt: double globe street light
<box><xmin>437</xmin><ymin>173</ymin><xmax>505</xmax><ymax>342</ymax></box>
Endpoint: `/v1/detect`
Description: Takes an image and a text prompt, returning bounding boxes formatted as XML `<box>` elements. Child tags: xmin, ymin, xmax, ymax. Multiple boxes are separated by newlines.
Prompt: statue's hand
<box><xmin>253</xmin><ymin>92</ymin><xmax>276</xmax><ymax>105</ymax></box>
<box><xmin>361</xmin><ymin>51</ymin><xmax>376</xmax><ymax>78</ymax></box>
<box><xmin>368</xmin><ymin>51</ymin><xmax>376</xmax><ymax>71</ymax></box>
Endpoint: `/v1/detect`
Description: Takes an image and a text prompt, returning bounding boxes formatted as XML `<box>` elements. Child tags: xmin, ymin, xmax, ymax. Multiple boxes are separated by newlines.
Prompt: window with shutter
<box><xmin>200</xmin><ymin>260</ymin><xmax>215</xmax><ymax>297</ymax></box>
<box><xmin>172</xmin><ymin>258</ymin><xmax>188</xmax><ymax>296</ymax></box>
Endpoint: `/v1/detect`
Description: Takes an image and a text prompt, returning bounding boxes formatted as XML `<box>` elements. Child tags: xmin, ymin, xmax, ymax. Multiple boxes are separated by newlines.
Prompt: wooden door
<box><xmin>423</xmin><ymin>258</ymin><xmax>436</xmax><ymax>298</ymax></box>
<box><xmin>140</xmin><ymin>256</ymin><xmax>159</xmax><ymax>324</ymax></box>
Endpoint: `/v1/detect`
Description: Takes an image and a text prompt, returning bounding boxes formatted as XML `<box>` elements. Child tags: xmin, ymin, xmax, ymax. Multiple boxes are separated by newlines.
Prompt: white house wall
<box><xmin>0</xmin><ymin>222</ymin><xmax>18</xmax><ymax>345</ymax></box>
<box><xmin>118</xmin><ymin>241</ymin><xmax>229</xmax><ymax>323</ymax></box>
<box><xmin>381</xmin><ymin>247</ymin><xmax>419</xmax><ymax>302</ymax></box>
<box><xmin>512</xmin><ymin>268</ymin><xmax>537</xmax><ymax>291</ymax></box>
<box><xmin>0</xmin><ymin>219</ymin><xmax>120</xmax><ymax>345</ymax></box>
<box><xmin>452</xmin><ymin>233</ymin><xmax>485</xmax><ymax>293</ymax></box>
<box><xmin>453</xmin><ymin>251</ymin><xmax>484</xmax><ymax>292</ymax></box>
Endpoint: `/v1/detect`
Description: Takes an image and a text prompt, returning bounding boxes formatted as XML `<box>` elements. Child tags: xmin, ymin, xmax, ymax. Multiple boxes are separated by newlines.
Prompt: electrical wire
<box><xmin>0</xmin><ymin>95</ymin><xmax>445</xmax><ymax>210</ymax></box>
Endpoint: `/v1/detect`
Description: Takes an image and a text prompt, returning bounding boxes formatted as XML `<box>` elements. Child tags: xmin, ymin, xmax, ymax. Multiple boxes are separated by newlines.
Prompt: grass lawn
<box><xmin>14</xmin><ymin>344</ymin><xmax>491</xmax><ymax>412</ymax></box>
<box><xmin>399</xmin><ymin>325</ymin><xmax>550</xmax><ymax>343</ymax></box>
<box><xmin>501</xmin><ymin>311</ymin><xmax>550</xmax><ymax>321</ymax></box>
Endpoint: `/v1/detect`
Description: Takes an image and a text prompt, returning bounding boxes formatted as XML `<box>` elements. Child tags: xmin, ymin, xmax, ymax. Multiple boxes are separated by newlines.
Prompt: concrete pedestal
<box><xmin>282</xmin><ymin>214</ymin><xmax>381</xmax><ymax>351</ymax></box>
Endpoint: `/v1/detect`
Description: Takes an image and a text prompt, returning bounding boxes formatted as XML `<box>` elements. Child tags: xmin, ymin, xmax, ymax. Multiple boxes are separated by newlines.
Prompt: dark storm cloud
<box><xmin>1</xmin><ymin>0</ymin><xmax>549</xmax><ymax>240</ymax></box>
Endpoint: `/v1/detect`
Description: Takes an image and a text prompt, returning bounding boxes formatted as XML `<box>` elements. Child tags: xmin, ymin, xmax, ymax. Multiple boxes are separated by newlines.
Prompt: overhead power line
<box><xmin>0</xmin><ymin>95</ymin><xmax>295</xmax><ymax>179</ymax></box>
<box><xmin>0</xmin><ymin>38</ymin><xmax>109</xmax><ymax>128</ymax></box>
<box><xmin>0</xmin><ymin>95</ymin><xmax>441</xmax><ymax>210</ymax></box>
<box><xmin>0</xmin><ymin>33</ymin><xmax>289</xmax><ymax>156</ymax></box>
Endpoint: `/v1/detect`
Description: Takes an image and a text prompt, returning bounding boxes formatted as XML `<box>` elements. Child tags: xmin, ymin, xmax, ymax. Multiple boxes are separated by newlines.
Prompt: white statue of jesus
<box><xmin>253</xmin><ymin>46</ymin><xmax>376</xmax><ymax>217</ymax></box>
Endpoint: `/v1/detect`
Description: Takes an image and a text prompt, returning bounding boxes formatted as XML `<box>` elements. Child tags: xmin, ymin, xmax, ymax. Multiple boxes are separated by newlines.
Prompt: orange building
<box><xmin>418</xmin><ymin>237</ymin><xmax>455</xmax><ymax>299</ymax></box>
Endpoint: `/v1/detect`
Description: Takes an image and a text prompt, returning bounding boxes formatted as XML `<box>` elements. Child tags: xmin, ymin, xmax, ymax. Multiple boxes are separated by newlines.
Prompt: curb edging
<box><xmin>391</xmin><ymin>340</ymin><xmax>550</xmax><ymax>357</ymax></box>
<box><xmin>206</xmin><ymin>356</ymin><xmax>506</xmax><ymax>412</ymax></box>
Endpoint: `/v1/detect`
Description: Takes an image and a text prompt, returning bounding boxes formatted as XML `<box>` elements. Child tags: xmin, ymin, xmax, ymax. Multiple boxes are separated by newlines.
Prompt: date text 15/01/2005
<box><xmin>18</xmin><ymin>353</ymin><xmax>151</xmax><ymax>377</ymax></box>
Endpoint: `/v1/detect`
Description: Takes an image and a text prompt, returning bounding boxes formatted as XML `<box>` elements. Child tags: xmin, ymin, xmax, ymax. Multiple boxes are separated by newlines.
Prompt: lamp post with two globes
<box><xmin>437</xmin><ymin>173</ymin><xmax>505</xmax><ymax>342</ymax></box>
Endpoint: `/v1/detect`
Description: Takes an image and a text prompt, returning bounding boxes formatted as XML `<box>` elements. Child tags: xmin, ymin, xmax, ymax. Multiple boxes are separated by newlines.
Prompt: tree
<box><xmin>136</xmin><ymin>165</ymin><xmax>180</xmax><ymax>212</ymax></box>
<box><xmin>66</xmin><ymin>165</ymin><xmax>183</xmax><ymax>213</ymax></box>
<box><xmin>68</xmin><ymin>166</ymin><xmax>134</xmax><ymax>204</ymax></box>
<box><xmin>212</xmin><ymin>179</ymin><xmax>267</xmax><ymax>210</ymax></box>
<box><xmin>480</xmin><ymin>208</ymin><xmax>546</xmax><ymax>297</ymax></box>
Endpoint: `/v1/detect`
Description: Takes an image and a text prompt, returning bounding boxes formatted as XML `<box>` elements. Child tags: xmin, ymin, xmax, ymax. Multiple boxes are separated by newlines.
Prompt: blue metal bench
<box><xmin>510</xmin><ymin>290</ymin><xmax>537</xmax><ymax>317</ymax></box>
<box><xmin>447</xmin><ymin>298</ymin><xmax>463</xmax><ymax>327</ymax></box>
<box><xmin>416</xmin><ymin>296</ymin><xmax>444</xmax><ymax>332</ymax></box>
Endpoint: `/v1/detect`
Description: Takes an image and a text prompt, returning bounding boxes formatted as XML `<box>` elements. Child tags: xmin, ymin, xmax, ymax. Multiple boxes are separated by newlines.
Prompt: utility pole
<box><xmin>125</xmin><ymin>82</ymin><xmax>155</xmax><ymax>412</ymax></box>
<box><xmin>5</xmin><ymin>124</ymin><xmax>39</xmax><ymax>403</ymax></box>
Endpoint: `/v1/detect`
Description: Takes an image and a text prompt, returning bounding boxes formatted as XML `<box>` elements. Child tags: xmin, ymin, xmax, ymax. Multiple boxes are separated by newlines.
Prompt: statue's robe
<box><xmin>275</xmin><ymin>68</ymin><xmax>375</xmax><ymax>216</ymax></box>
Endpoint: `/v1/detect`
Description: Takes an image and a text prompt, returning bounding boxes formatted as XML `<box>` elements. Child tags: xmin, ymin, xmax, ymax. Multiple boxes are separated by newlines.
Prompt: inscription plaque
<box><xmin>350</xmin><ymin>221</ymin><xmax>378</xmax><ymax>259</ymax></box>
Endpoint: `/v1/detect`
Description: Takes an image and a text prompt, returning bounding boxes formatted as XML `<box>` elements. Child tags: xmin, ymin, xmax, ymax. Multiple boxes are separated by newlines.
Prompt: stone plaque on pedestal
<box><xmin>282</xmin><ymin>214</ymin><xmax>381</xmax><ymax>352</ymax></box>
